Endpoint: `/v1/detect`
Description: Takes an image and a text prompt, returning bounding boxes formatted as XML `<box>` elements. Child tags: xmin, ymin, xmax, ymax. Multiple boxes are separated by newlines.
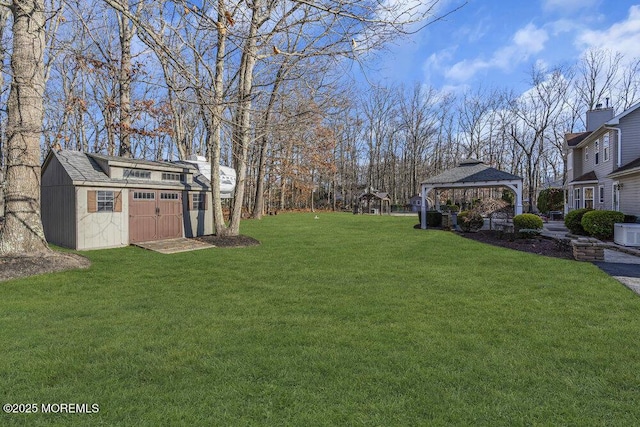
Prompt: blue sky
<box><xmin>371</xmin><ymin>0</ymin><xmax>640</xmax><ymax>93</ymax></box>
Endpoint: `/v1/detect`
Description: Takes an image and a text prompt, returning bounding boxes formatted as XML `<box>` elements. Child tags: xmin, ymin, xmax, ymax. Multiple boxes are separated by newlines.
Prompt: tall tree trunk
<box><xmin>0</xmin><ymin>0</ymin><xmax>48</xmax><ymax>254</ymax></box>
<box><xmin>227</xmin><ymin>4</ymin><xmax>262</xmax><ymax>235</ymax></box>
<box><xmin>210</xmin><ymin>0</ymin><xmax>230</xmax><ymax>236</ymax></box>
<box><xmin>117</xmin><ymin>6</ymin><xmax>134</xmax><ymax>157</ymax></box>
<box><xmin>252</xmin><ymin>64</ymin><xmax>286</xmax><ymax>219</ymax></box>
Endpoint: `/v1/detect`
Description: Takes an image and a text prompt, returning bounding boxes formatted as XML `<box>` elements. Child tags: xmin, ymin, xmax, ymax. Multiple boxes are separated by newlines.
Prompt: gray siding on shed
<box><xmin>41</xmin><ymin>156</ymin><xmax>76</xmax><ymax>248</ymax></box>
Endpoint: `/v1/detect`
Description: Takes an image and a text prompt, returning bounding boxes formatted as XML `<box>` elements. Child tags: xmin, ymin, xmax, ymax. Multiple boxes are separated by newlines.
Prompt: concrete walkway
<box><xmin>542</xmin><ymin>221</ymin><xmax>640</xmax><ymax>295</ymax></box>
<box><xmin>133</xmin><ymin>238</ymin><xmax>214</xmax><ymax>254</ymax></box>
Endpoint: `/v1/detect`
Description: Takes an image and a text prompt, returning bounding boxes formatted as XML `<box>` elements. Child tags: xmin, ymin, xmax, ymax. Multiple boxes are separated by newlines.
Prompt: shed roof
<box><xmin>421</xmin><ymin>159</ymin><xmax>522</xmax><ymax>186</ymax></box>
<box><xmin>45</xmin><ymin>150</ymin><xmax>210</xmax><ymax>190</ymax></box>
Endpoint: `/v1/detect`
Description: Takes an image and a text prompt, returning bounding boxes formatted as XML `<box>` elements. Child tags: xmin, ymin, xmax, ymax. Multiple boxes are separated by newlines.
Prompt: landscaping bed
<box><xmin>459</xmin><ymin>230</ymin><xmax>573</xmax><ymax>260</ymax></box>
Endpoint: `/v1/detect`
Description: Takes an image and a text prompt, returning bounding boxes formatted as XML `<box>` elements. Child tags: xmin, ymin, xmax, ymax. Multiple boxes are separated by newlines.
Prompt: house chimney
<box><xmin>586</xmin><ymin>104</ymin><xmax>614</xmax><ymax>131</ymax></box>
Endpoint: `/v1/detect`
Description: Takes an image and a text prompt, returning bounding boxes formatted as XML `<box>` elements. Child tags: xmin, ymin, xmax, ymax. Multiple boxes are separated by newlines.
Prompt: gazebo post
<box><xmin>515</xmin><ymin>184</ymin><xmax>523</xmax><ymax>215</ymax></box>
<box><xmin>420</xmin><ymin>185</ymin><xmax>430</xmax><ymax>229</ymax></box>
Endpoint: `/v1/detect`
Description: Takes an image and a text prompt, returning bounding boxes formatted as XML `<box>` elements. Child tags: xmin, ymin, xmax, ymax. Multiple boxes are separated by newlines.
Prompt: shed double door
<box><xmin>129</xmin><ymin>190</ymin><xmax>183</xmax><ymax>243</ymax></box>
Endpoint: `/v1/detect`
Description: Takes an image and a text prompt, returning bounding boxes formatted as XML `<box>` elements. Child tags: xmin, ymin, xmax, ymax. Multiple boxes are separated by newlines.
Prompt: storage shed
<box><xmin>41</xmin><ymin>150</ymin><xmax>215</xmax><ymax>250</ymax></box>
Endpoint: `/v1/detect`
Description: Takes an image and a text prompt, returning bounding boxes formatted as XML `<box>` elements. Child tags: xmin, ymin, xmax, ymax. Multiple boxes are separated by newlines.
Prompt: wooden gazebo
<box><xmin>357</xmin><ymin>191</ymin><xmax>391</xmax><ymax>215</ymax></box>
<box><xmin>420</xmin><ymin>160</ymin><xmax>523</xmax><ymax>229</ymax></box>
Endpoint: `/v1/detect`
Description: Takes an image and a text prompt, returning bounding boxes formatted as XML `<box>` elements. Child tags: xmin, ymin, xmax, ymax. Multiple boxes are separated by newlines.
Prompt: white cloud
<box><xmin>576</xmin><ymin>5</ymin><xmax>640</xmax><ymax>60</ymax></box>
<box><xmin>543</xmin><ymin>0</ymin><xmax>599</xmax><ymax>13</ymax></box>
<box><xmin>444</xmin><ymin>23</ymin><xmax>548</xmax><ymax>82</ymax></box>
<box><xmin>513</xmin><ymin>23</ymin><xmax>548</xmax><ymax>54</ymax></box>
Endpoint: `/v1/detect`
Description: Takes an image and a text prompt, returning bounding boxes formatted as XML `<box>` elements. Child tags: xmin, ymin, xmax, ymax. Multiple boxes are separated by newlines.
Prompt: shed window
<box><xmin>97</xmin><ymin>191</ymin><xmax>114</xmax><ymax>212</ymax></box>
<box><xmin>162</xmin><ymin>172</ymin><xmax>183</xmax><ymax>182</ymax></box>
<box><xmin>87</xmin><ymin>190</ymin><xmax>121</xmax><ymax>213</ymax></box>
<box><xmin>160</xmin><ymin>192</ymin><xmax>179</xmax><ymax>200</ymax></box>
<box><xmin>124</xmin><ymin>169</ymin><xmax>151</xmax><ymax>179</ymax></box>
<box><xmin>133</xmin><ymin>191</ymin><xmax>155</xmax><ymax>200</ymax></box>
<box><xmin>191</xmin><ymin>193</ymin><xmax>206</xmax><ymax>210</ymax></box>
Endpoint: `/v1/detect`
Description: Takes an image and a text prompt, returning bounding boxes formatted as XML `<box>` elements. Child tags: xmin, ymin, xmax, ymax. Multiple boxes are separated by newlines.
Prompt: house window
<box><xmin>603</xmin><ymin>133</ymin><xmax>610</xmax><ymax>162</ymax></box>
<box><xmin>97</xmin><ymin>191</ymin><xmax>114</xmax><ymax>212</ymax></box>
<box><xmin>567</xmin><ymin>151</ymin><xmax>573</xmax><ymax>171</ymax></box>
<box><xmin>599</xmin><ymin>185</ymin><xmax>604</xmax><ymax>204</ymax></box>
<box><xmin>613</xmin><ymin>183</ymin><xmax>620</xmax><ymax>211</ymax></box>
<box><xmin>124</xmin><ymin>169</ymin><xmax>151</xmax><ymax>179</ymax></box>
<box><xmin>162</xmin><ymin>172</ymin><xmax>183</xmax><ymax>182</ymax></box>
<box><xmin>584</xmin><ymin>187</ymin><xmax>594</xmax><ymax>209</ymax></box>
<box><xmin>595</xmin><ymin>140</ymin><xmax>599</xmax><ymax>165</ymax></box>
<box><xmin>585</xmin><ymin>146</ymin><xmax>589</xmax><ymax>162</ymax></box>
<box><xmin>133</xmin><ymin>191</ymin><xmax>155</xmax><ymax>200</ymax></box>
<box><xmin>574</xmin><ymin>188</ymin><xmax>581</xmax><ymax>209</ymax></box>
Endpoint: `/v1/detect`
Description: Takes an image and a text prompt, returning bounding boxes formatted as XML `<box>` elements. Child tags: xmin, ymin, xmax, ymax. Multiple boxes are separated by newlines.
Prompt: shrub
<box><xmin>537</xmin><ymin>188</ymin><xmax>564</xmax><ymax>213</ymax></box>
<box><xmin>513</xmin><ymin>213</ymin><xmax>543</xmax><ymax>231</ymax></box>
<box><xmin>501</xmin><ymin>189</ymin><xmax>514</xmax><ymax>205</ymax></box>
<box><xmin>564</xmin><ymin>208</ymin><xmax>592</xmax><ymax>235</ymax></box>
<box><xmin>581</xmin><ymin>210</ymin><xmax>624</xmax><ymax>240</ymax></box>
<box><xmin>457</xmin><ymin>210</ymin><xmax>484</xmax><ymax>232</ymax></box>
<box><xmin>417</xmin><ymin>210</ymin><xmax>443</xmax><ymax>227</ymax></box>
<box><xmin>441</xmin><ymin>204</ymin><xmax>460</xmax><ymax>213</ymax></box>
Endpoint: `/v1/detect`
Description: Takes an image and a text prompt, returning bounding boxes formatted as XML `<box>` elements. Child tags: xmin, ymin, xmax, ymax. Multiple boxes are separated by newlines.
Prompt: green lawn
<box><xmin>2</xmin><ymin>213</ymin><xmax>640</xmax><ymax>426</ymax></box>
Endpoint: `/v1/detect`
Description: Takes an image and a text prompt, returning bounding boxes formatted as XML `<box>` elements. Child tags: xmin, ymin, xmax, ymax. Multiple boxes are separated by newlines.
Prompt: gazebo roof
<box><xmin>421</xmin><ymin>159</ymin><xmax>522</xmax><ymax>186</ymax></box>
<box><xmin>359</xmin><ymin>191</ymin><xmax>390</xmax><ymax>201</ymax></box>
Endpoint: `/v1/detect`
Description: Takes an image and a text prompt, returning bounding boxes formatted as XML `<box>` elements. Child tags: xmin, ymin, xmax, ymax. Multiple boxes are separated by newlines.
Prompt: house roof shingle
<box><xmin>421</xmin><ymin>159</ymin><xmax>522</xmax><ymax>185</ymax></box>
<box><xmin>609</xmin><ymin>156</ymin><xmax>640</xmax><ymax>178</ymax></box>
<box><xmin>570</xmin><ymin>171</ymin><xmax>598</xmax><ymax>183</ymax></box>
<box><xmin>565</xmin><ymin>131</ymin><xmax>592</xmax><ymax>147</ymax></box>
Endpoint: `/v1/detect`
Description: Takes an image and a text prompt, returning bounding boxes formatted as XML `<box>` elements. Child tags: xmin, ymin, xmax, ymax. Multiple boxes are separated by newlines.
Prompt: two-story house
<box><xmin>565</xmin><ymin>102</ymin><xmax>640</xmax><ymax>218</ymax></box>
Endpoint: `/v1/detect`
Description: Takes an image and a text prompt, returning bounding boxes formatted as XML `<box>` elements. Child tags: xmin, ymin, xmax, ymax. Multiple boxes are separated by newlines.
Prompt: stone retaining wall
<box><xmin>571</xmin><ymin>237</ymin><xmax>605</xmax><ymax>261</ymax></box>
<box><xmin>569</xmin><ymin>234</ymin><xmax>640</xmax><ymax>261</ymax></box>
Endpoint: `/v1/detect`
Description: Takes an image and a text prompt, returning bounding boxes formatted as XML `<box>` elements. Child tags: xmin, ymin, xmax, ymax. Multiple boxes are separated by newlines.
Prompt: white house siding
<box><xmin>618</xmin><ymin>112</ymin><xmax>640</xmax><ymax>166</ymax></box>
<box><xmin>618</xmin><ymin>175</ymin><xmax>640</xmax><ymax>217</ymax></box>
<box><xmin>591</xmin><ymin>130</ymin><xmax>616</xmax><ymax>210</ymax></box>
<box><xmin>41</xmin><ymin>156</ymin><xmax>76</xmax><ymax>248</ymax></box>
<box><xmin>572</xmin><ymin>147</ymin><xmax>584</xmax><ymax>179</ymax></box>
<box><xmin>76</xmin><ymin>187</ymin><xmax>129</xmax><ymax>250</ymax></box>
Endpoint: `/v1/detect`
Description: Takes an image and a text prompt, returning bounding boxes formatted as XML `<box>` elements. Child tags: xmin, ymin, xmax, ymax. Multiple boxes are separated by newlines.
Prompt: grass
<box><xmin>1</xmin><ymin>212</ymin><xmax>640</xmax><ymax>426</ymax></box>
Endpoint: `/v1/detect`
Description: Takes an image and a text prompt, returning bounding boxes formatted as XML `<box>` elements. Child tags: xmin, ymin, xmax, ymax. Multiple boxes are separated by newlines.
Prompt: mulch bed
<box><xmin>0</xmin><ymin>252</ymin><xmax>91</xmax><ymax>282</ymax></box>
<box><xmin>0</xmin><ymin>235</ymin><xmax>260</xmax><ymax>283</ymax></box>
<box><xmin>459</xmin><ymin>230</ymin><xmax>573</xmax><ymax>260</ymax></box>
<box><xmin>195</xmin><ymin>234</ymin><xmax>261</xmax><ymax>248</ymax></box>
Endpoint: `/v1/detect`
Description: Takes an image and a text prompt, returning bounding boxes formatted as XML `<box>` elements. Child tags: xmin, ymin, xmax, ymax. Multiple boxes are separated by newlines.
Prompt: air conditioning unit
<box><xmin>614</xmin><ymin>223</ymin><xmax>640</xmax><ymax>247</ymax></box>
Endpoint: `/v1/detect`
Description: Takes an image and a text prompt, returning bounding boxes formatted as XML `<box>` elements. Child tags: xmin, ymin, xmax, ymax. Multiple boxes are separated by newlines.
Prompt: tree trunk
<box><xmin>0</xmin><ymin>0</ymin><xmax>49</xmax><ymax>255</ymax></box>
<box><xmin>117</xmin><ymin>6</ymin><xmax>134</xmax><ymax>158</ymax></box>
<box><xmin>252</xmin><ymin>65</ymin><xmax>286</xmax><ymax>219</ymax></box>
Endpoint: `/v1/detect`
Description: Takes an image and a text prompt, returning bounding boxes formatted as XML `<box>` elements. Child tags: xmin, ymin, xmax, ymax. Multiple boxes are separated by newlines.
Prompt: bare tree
<box><xmin>0</xmin><ymin>0</ymin><xmax>49</xmax><ymax>254</ymax></box>
<box><xmin>575</xmin><ymin>48</ymin><xmax>621</xmax><ymax>110</ymax></box>
<box><xmin>504</xmin><ymin>66</ymin><xmax>570</xmax><ymax>212</ymax></box>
